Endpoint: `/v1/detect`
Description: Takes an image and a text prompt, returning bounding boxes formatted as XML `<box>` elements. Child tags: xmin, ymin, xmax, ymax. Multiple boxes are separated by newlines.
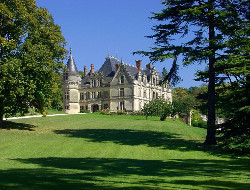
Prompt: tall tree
<box><xmin>0</xmin><ymin>0</ymin><xmax>67</xmax><ymax>127</ymax></box>
<box><xmin>135</xmin><ymin>0</ymin><xmax>249</xmax><ymax>145</ymax></box>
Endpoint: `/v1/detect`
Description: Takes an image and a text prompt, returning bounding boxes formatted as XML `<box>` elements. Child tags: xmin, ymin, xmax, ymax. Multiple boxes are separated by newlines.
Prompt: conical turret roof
<box><xmin>66</xmin><ymin>48</ymin><xmax>79</xmax><ymax>75</ymax></box>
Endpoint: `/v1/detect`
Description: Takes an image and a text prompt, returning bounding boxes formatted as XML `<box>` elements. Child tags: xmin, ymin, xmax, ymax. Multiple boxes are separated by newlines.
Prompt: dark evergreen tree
<box><xmin>135</xmin><ymin>0</ymin><xmax>249</xmax><ymax>145</ymax></box>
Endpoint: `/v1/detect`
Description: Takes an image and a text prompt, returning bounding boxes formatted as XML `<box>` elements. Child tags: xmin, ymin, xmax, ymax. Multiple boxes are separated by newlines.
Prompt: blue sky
<box><xmin>36</xmin><ymin>0</ymin><xmax>206</xmax><ymax>88</ymax></box>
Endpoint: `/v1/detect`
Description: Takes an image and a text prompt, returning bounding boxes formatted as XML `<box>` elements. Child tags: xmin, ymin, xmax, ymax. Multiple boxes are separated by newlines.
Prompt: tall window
<box><xmin>153</xmin><ymin>92</ymin><xmax>155</xmax><ymax>99</ymax></box>
<box><xmin>80</xmin><ymin>93</ymin><xmax>84</xmax><ymax>100</ymax></box>
<box><xmin>86</xmin><ymin>92</ymin><xmax>90</xmax><ymax>100</ymax></box>
<box><xmin>120</xmin><ymin>101</ymin><xmax>124</xmax><ymax>111</ymax></box>
<box><xmin>120</xmin><ymin>88</ymin><xmax>124</xmax><ymax>97</ymax></box>
<box><xmin>144</xmin><ymin>90</ymin><xmax>147</xmax><ymax>98</ymax></box>
<box><xmin>97</xmin><ymin>91</ymin><xmax>102</xmax><ymax>99</ymax></box>
<box><xmin>91</xmin><ymin>80</ymin><xmax>96</xmax><ymax>87</ymax></box>
<box><xmin>97</xmin><ymin>79</ymin><xmax>102</xmax><ymax>87</ymax></box>
<box><xmin>65</xmin><ymin>92</ymin><xmax>69</xmax><ymax>100</ymax></box>
<box><xmin>91</xmin><ymin>92</ymin><xmax>95</xmax><ymax>99</ymax></box>
<box><xmin>64</xmin><ymin>73</ymin><xmax>68</xmax><ymax>80</ymax></box>
<box><xmin>120</xmin><ymin>76</ymin><xmax>124</xmax><ymax>84</ymax></box>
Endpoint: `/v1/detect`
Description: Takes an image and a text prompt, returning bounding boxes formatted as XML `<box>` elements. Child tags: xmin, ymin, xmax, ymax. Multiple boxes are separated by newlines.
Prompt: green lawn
<box><xmin>0</xmin><ymin>113</ymin><xmax>249</xmax><ymax>189</ymax></box>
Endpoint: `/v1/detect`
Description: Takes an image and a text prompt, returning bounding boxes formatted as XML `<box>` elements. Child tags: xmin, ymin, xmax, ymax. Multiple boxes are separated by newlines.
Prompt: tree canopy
<box><xmin>0</xmin><ymin>0</ymin><xmax>67</xmax><ymax>126</ymax></box>
<box><xmin>143</xmin><ymin>98</ymin><xmax>173</xmax><ymax>121</ymax></box>
<box><xmin>135</xmin><ymin>0</ymin><xmax>249</xmax><ymax>145</ymax></box>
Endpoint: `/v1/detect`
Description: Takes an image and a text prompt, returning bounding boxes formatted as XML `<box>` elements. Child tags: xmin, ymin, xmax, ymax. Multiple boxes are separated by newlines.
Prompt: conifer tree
<box><xmin>135</xmin><ymin>0</ymin><xmax>249</xmax><ymax>144</ymax></box>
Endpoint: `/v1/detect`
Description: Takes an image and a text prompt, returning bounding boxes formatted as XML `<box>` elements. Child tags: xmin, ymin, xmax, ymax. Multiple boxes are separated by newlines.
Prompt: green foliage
<box><xmin>191</xmin><ymin>110</ymin><xmax>207</xmax><ymax>129</ymax></box>
<box><xmin>216</xmin><ymin>80</ymin><xmax>250</xmax><ymax>154</ymax></box>
<box><xmin>172</xmin><ymin>87</ymin><xmax>195</xmax><ymax>115</ymax></box>
<box><xmin>0</xmin><ymin>0</ymin><xmax>67</xmax><ymax>125</ymax></box>
<box><xmin>80</xmin><ymin>110</ymin><xmax>90</xmax><ymax>113</ymax></box>
<box><xmin>79</xmin><ymin>71</ymin><xmax>85</xmax><ymax>77</ymax></box>
<box><xmin>218</xmin><ymin>118</ymin><xmax>250</xmax><ymax>155</ymax></box>
<box><xmin>135</xmin><ymin>0</ymin><xmax>249</xmax><ymax>145</ymax></box>
<box><xmin>143</xmin><ymin>98</ymin><xmax>172</xmax><ymax>121</ymax></box>
<box><xmin>100</xmin><ymin>110</ymin><xmax>111</xmax><ymax>115</ymax></box>
<box><xmin>162</xmin><ymin>67</ymin><xmax>168</xmax><ymax>78</ymax></box>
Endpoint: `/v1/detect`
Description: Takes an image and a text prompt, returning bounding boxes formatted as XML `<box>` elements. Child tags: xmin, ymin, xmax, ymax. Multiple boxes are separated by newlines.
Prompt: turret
<box><xmin>64</xmin><ymin>48</ymin><xmax>81</xmax><ymax>82</ymax></box>
<box><xmin>63</xmin><ymin>48</ymin><xmax>81</xmax><ymax>114</ymax></box>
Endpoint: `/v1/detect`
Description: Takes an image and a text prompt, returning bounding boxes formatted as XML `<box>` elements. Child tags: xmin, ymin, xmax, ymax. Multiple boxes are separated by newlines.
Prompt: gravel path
<box><xmin>3</xmin><ymin>113</ymin><xmax>86</xmax><ymax>120</ymax></box>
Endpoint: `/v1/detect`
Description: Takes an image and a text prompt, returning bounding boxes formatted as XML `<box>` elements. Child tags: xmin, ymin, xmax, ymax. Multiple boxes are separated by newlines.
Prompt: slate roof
<box><xmin>98</xmin><ymin>56</ymin><xmax>119</xmax><ymax>77</ymax></box>
<box><xmin>124</xmin><ymin>64</ymin><xmax>139</xmax><ymax>77</ymax></box>
<box><xmin>98</xmin><ymin>56</ymin><xmax>157</xmax><ymax>78</ymax></box>
<box><xmin>81</xmin><ymin>75</ymin><xmax>90</xmax><ymax>85</ymax></box>
<box><xmin>66</xmin><ymin>50</ymin><xmax>79</xmax><ymax>75</ymax></box>
<box><xmin>80</xmin><ymin>56</ymin><xmax>163</xmax><ymax>84</ymax></box>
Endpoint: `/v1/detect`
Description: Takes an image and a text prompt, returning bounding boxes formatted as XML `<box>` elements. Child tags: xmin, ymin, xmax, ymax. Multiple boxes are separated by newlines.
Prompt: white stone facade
<box><xmin>62</xmin><ymin>54</ymin><xmax>172</xmax><ymax>114</ymax></box>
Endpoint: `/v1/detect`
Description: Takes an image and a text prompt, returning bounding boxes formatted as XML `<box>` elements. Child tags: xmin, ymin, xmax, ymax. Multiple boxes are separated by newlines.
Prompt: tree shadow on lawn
<box><xmin>1</xmin><ymin>120</ymin><xmax>36</xmax><ymax>131</ymax></box>
<box><xmin>54</xmin><ymin>129</ymin><xmax>205</xmax><ymax>152</ymax></box>
<box><xmin>1</xmin><ymin>157</ymin><xmax>249</xmax><ymax>189</ymax></box>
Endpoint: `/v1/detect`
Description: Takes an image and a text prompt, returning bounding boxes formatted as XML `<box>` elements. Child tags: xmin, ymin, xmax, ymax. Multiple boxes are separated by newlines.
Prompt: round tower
<box><xmin>62</xmin><ymin>48</ymin><xmax>81</xmax><ymax>114</ymax></box>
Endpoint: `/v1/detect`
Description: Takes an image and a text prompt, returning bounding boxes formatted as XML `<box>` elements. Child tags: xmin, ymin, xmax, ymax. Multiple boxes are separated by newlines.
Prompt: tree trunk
<box><xmin>205</xmin><ymin>0</ymin><xmax>217</xmax><ymax>145</ymax></box>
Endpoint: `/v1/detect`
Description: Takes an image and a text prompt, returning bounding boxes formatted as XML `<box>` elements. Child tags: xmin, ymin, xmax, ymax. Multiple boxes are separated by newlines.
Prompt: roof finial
<box><xmin>121</xmin><ymin>57</ymin><xmax>123</xmax><ymax>65</ymax></box>
<box><xmin>70</xmin><ymin>47</ymin><xmax>72</xmax><ymax>56</ymax></box>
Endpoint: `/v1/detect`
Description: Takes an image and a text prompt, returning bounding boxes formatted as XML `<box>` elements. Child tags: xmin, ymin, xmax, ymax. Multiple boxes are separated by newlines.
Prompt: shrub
<box><xmin>100</xmin><ymin>110</ymin><xmax>111</xmax><ymax>115</ymax></box>
<box><xmin>80</xmin><ymin>110</ymin><xmax>90</xmax><ymax>113</ymax></box>
<box><xmin>191</xmin><ymin>110</ymin><xmax>207</xmax><ymax>128</ymax></box>
<box><xmin>143</xmin><ymin>98</ymin><xmax>173</xmax><ymax>121</ymax></box>
<box><xmin>218</xmin><ymin>117</ymin><xmax>250</xmax><ymax>155</ymax></box>
<box><xmin>117</xmin><ymin>111</ymin><xmax>126</xmax><ymax>115</ymax></box>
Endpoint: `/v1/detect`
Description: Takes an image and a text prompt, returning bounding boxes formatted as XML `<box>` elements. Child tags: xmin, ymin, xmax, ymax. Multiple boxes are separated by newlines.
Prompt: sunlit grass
<box><xmin>0</xmin><ymin>113</ymin><xmax>249</xmax><ymax>189</ymax></box>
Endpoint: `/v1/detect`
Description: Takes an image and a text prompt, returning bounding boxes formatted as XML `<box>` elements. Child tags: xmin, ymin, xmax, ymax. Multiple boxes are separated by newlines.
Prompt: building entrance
<box><xmin>92</xmin><ymin>104</ymin><xmax>99</xmax><ymax>112</ymax></box>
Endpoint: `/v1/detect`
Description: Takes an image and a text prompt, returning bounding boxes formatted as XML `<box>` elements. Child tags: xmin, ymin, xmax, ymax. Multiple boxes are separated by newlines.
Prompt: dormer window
<box><xmin>120</xmin><ymin>76</ymin><xmax>124</xmax><ymax>84</ymax></box>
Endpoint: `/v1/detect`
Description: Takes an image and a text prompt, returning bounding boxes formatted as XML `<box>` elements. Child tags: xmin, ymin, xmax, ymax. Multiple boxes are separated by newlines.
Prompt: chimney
<box><xmin>136</xmin><ymin>60</ymin><xmax>141</xmax><ymax>72</ymax></box>
<box><xmin>90</xmin><ymin>64</ymin><xmax>94</xmax><ymax>74</ymax></box>
<box><xmin>115</xmin><ymin>64</ymin><xmax>120</xmax><ymax>71</ymax></box>
<box><xmin>146</xmin><ymin>63</ymin><xmax>151</xmax><ymax>69</ymax></box>
<box><xmin>84</xmin><ymin>66</ymin><xmax>87</xmax><ymax>76</ymax></box>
